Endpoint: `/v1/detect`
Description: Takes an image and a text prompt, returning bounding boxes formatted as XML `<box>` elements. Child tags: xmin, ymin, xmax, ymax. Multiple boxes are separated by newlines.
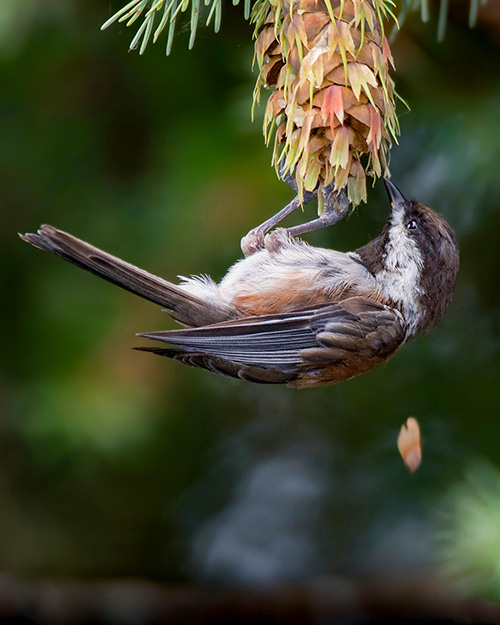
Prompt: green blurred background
<box><xmin>1</xmin><ymin>0</ymin><xmax>500</xmax><ymax>605</ymax></box>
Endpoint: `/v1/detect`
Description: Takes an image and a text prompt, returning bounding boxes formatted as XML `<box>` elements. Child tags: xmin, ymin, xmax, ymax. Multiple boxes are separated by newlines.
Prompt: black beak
<box><xmin>384</xmin><ymin>178</ymin><xmax>407</xmax><ymax>208</ymax></box>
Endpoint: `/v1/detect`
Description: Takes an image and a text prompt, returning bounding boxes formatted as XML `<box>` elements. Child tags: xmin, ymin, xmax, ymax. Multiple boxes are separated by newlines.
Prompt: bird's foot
<box><xmin>322</xmin><ymin>184</ymin><xmax>349</xmax><ymax>222</ymax></box>
<box><xmin>240</xmin><ymin>193</ymin><xmax>313</xmax><ymax>257</ymax></box>
<box><xmin>264</xmin><ymin>228</ymin><xmax>292</xmax><ymax>254</ymax></box>
<box><xmin>285</xmin><ymin>188</ymin><xmax>350</xmax><ymax>237</ymax></box>
<box><xmin>241</xmin><ymin>227</ymin><xmax>267</xmax><ymax>257</ymax></box>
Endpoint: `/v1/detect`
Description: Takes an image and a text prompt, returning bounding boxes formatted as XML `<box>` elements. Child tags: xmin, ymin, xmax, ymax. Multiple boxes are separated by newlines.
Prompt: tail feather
<box><xmin>20</xmin><ymin>225</ymin><xmax>231</xmax><ymax>327</ymax></box>
<box><xmin>133</xmin><ymin>346</ymin><xmax>293</xmax><ymax>384</ymax></box>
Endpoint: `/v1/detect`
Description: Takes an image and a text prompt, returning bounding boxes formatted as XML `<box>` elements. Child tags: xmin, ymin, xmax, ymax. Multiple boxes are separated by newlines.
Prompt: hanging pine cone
<box><xmin>252</xmin><ymin>0</ymin><xmax>399</xmax><ymax>207</ymax></box>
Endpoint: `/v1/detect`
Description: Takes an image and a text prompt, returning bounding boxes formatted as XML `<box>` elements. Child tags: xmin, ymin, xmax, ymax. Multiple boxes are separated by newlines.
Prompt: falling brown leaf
<box><xmin>397</xmin><ymin>417</ymin><xmax>422</xmax><ymax>473</ymax></box>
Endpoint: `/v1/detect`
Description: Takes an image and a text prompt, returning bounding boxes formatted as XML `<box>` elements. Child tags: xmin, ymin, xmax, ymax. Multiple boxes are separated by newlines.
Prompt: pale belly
<box><xmin>218</xmin><ymin>243</ymin><xmax>379</xmax><ymax>316</ymax></box>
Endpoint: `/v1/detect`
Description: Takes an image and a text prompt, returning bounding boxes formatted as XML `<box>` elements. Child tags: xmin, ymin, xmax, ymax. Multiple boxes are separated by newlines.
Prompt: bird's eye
<box><xmin>406</xmin><ymin>219</ymin><xmax>419</xmax><ymax>232</ymax></box>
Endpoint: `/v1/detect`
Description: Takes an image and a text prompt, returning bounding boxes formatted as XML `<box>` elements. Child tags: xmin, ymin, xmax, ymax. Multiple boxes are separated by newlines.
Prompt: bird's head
<box><xmin>381</xmin><ymin>178</ymin><xmax>460</xmax><ymax>335</ymax></box>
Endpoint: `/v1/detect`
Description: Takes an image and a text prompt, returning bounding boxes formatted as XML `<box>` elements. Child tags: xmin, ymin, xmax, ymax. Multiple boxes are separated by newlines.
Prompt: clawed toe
<box><xmin>264</xmin><ymin>228</ymin><xmax>292</xmax><ymax>253</ymax></box>
<box><xmin>322</xmin><ymin>187</ymin><xmax>349</xmax><ymax>219</ymax></box>
<box><xmin>241</xmin><ymin>230</ymin><xmax>265</xmax><ymax>257</ymax></box>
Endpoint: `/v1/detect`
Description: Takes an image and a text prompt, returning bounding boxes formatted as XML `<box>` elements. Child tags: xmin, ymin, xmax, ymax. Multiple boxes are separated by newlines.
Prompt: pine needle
<box><xmin>153</xmin><ymin>1</ymin><xmax>173</xmax><ymax>43</ymax></box>
<box><xmin>189</xmin><ymin>0</ymin><xmax>200</xmax><ymax>48</ymax></box>
<box><xmin>103</xmin><ymin>0</ymin><xmax>244</xmax><ymax>54</ymax></box>
<box><xmin>469</xmin><ymin>0</ymin><xmax>478</xmax><ymax>27</ymax></box>
<box><xmin>438</xmin><ymin>0</ymin><xmax>448</xmax><ymax>41</ymax></box>
<box><xmin>166</xmin><ymin>0</ymin><xmax>178</xmax><ymax>54</ymax></box>
<box><xmin>129</xmin><ymin>12</ymin><xmax>154</xmax><ymax>51</ymax></box>
<box><xmin>420</xmin><ymin>0</ymin><xmax>429</xmax><ymax>22</ymax></box>
<box><xmin>101</xmin><ymin>0</ymin><xmax>143</xmax><ymax>30</ymax></box>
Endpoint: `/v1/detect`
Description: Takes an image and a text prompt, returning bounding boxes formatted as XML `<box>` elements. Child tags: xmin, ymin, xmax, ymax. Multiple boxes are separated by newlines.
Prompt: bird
<box><xmin>20</xmin><ymin>180</ymin><xmax>459</xmax><ymax>388</ymax></box>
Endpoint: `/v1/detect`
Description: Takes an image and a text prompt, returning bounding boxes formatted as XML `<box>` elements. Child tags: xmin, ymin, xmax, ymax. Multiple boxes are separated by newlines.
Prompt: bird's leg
<box><xmin>241</xmin><ymin>167</ymin><xmax>350</xmax><ymax>256</ymax></box>
<box><xmin>263</xmin><ymin>186</ymin><xmax>350</xmax><ymax>253</ymax></box>
<box><xmin>240</xmin><ymin>190</ymin><xmax>316</xmax><ymax>257</ymax></box>
<box><xmin>285</xmin><ymin>186</ymin><xmax>349</xmax><ymax>237</ymax></box>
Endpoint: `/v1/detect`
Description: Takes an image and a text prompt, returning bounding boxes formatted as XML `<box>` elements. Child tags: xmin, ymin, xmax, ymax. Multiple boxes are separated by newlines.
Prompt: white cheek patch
<box><xmin>376</xmin><ymin>206</ymin><xmax>424</xmax><ymax>337</ymax></box>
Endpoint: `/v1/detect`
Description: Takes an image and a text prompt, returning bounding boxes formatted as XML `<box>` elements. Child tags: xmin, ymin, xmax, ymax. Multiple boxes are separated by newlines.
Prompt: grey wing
<box><xmin>135</xmin><ymin>297</ymin><xmax>406</xmax><ymax>387</ymax></box>
<box><xmin>305</xmin><ymin>297</ymin><xmax>405</xmax><ymax>359</ymax></box>
<box><xmin>295</xmin><ymin>297</ymin><xmax>406</xmax><ymax>387</ymax></box>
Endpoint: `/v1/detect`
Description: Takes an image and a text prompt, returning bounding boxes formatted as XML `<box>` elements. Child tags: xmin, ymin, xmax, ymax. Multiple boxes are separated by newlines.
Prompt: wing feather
<box><xmin>136</xmin><ymin>297</ymin><xmax>405</xmax><ymax>386</ymax></box>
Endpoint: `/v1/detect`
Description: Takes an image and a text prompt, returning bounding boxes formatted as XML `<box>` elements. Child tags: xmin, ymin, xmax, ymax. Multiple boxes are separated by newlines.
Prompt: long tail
<box><xmin>20</xmin><ymin>225</ymin><xmax>230</xmax><ymax>327</ymax></box>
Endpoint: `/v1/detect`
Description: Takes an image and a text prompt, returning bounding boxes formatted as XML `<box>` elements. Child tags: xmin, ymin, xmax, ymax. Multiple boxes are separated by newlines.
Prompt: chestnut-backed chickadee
<box><xmin>20</xmin><ymin>180</ymin><xmax>459</xmax><ymax>388</ymax></box>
